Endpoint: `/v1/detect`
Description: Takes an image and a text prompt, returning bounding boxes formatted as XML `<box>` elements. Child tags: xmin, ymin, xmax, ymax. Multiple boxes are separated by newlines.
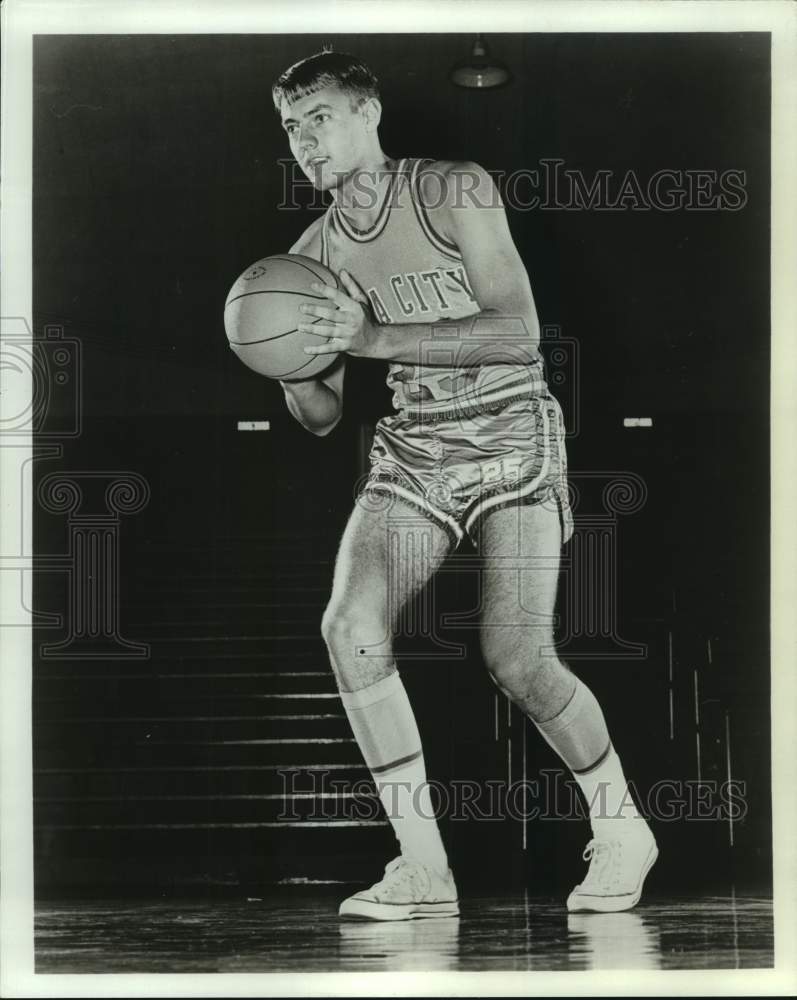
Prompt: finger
<box><xmin>303</xmin><ymin>340</ymin><xmax>344</xmax><ymax>355</ymax></box>
<box><xmin>298</xmin><ymin>321</ymin><xmax>345</xmax><ymax>339</ymax></box>
<box><xmin>311</xmin><ymin>281</ymin><xmax>352</xmax><ymax>309</ymax></box>
<box><xmin>339</xmin><ymin>269</ymin><xmax>369</xmax><ymax>305</ymax></box>
<box><xmin>299</xmin><ymin>302</ymin><xmax>340</xmax><ymax>321</ymax></box>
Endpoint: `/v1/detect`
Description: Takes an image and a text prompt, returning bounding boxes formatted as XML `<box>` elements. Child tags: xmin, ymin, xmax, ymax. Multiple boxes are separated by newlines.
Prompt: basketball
<box><xmin>224</xmin><ymin>254</ymin><xmax>341</xmax><ymax>380</ymax></box>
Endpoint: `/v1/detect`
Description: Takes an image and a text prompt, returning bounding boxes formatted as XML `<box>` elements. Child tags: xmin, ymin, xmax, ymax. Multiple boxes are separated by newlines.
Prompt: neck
<box><xmin>333</xmin><ymin>151</ymin><xmax>398</xmax><ymax>230</ymax></box>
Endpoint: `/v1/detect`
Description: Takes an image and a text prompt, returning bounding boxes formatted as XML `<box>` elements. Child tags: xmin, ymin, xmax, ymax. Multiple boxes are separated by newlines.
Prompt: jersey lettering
<box><xmin>420</xmin><ymin>270</ymin><xmax>451</xmax><ymax>310</ymax></box>
<box><xmin>368</xmin><ymin>287</ymin><xmax>393</xmax><ymax>324</ymax></box>
<box><xmin>390</xmin><ymin>275</ymin><xmax>415</xmax><ymax>316</ymax></box>
<box><xmin>445</xmin><ymin>267</ymin><xmax>477</xmax><ymax>302</ymax></box>
<box><xmin>406</xmin><ymin>273</ymin><xmax>431</xmax><ymax>313</ymax></box>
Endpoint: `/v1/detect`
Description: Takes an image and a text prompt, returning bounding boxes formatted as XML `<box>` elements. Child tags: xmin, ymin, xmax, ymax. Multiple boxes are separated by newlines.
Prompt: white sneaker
<box><xmin>566</xmin><ymin>824</ymin><xmax>658</xmax><ymax>913</ymax></box>
<box><xmin>339</xmin><ymin>857</ymin><xmax>459</xmax><ymax>921</ymax></box>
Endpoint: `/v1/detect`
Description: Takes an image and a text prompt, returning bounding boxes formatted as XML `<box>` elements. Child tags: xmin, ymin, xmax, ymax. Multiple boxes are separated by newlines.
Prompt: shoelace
<box><xmin>372</xmin><ymin>857</ymin><xmax>427</xmax><ymax>898</ymax></box>
<box><xmin>578</xmin><ymin>839</ymin><xmax>622</xmax><ymax>890</ymax></box>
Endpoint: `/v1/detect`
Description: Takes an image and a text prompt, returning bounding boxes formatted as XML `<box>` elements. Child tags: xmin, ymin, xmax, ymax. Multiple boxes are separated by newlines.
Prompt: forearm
<box><xmin>280</xmin><ymin>378</ymin><xmax>342</xmax><ymax>435</ymax></box>
<box><xmin>364</xmin><ymin>308</ymin><xmax>541</xmax><ymax>366</ymax></box>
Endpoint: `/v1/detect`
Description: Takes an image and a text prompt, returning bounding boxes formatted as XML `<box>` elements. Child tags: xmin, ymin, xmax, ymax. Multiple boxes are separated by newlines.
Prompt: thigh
<box><xmin>478</xmin><ymin>501</ymin><xmax>562</xmax><ymax>640</ymax></box>
<box><xmin>329</xmin><ymin>493</ymin><xmax>453</xmax><ymax>630</ymax></box>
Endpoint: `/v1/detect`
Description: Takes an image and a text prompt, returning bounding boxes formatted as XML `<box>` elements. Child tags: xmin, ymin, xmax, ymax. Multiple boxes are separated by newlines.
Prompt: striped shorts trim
<box><xmin>358</xmin><ymin>394</ymin><xmax>574</xmax><ymax>548</ymax></box>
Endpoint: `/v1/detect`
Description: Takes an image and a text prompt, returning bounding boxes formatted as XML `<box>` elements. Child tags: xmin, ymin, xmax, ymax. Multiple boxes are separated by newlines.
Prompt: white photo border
<box><xmin>1</xmin><ymin>0</ymin><xmax>795</xmax><ymax>996</ymax></box>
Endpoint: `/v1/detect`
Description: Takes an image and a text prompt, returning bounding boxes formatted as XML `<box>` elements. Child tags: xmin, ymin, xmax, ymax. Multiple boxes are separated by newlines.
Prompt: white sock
<box><xmin>534</xmin><ymin>676</ymin><xmax>612</xmax><ymax>773</ymax></box>
<box><xmin>573</xmin><ymin>745</ymin><xmax>643</xmax><ymax>838</ymax></box>
<box><xmin>374</xmin><ymin>758</ymin><xmax>448</xmax><ymax>877</ymax></box>
<box><xmin>338</xmin><ymin>672</ymin><xmax>449</xmax><ymax>877</ymax></box>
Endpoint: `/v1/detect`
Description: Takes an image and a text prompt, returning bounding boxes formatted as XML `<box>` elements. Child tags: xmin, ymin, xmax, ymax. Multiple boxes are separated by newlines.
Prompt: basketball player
<box><xmin>272</xmin><ymin>51</ymin><xmax>657</xmax><ymax>919</ymax></box>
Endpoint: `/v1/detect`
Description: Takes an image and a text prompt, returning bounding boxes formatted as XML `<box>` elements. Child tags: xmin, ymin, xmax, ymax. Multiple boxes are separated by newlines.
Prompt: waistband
<box><xmin>393</xmin><ymin>388</ymin><xmax>548</xmax><ymax>423</ymax></box>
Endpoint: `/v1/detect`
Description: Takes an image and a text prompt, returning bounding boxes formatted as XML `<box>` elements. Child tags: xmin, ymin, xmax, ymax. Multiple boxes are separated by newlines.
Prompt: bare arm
<box><xmin>279</xmin><ymin>217</ymin><xmax>345</xmax><ymax>436</ymax></box>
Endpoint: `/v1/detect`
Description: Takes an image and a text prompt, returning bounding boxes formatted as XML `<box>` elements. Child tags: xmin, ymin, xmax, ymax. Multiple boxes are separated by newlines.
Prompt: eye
<box><xmin>285</xmin><ymin>123</ymin><xmax>297</xmax><ymax>136</ymax></box>
<box><xmin>314</xmin><ymin>113</ymin><xmax>330</xmax><ymax>125</ymax></box>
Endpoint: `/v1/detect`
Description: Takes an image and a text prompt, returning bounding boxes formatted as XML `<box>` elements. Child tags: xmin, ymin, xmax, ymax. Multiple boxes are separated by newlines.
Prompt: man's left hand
<box><xmin>298</xmin><ymin>270</ymin><xmax>381</xmax><ymax>358</ymax></box>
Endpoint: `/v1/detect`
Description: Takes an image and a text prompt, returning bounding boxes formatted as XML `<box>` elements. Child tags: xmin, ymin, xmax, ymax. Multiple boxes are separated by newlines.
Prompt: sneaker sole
<box><xmin>566</xmin><ymin>842</ymin><xmax>659</xmax><ymax>914</ymax></box>
<box><xmin>338</xmin><ymin>898</ymin><xmax>460</xmax><ymax>921</ymax></box>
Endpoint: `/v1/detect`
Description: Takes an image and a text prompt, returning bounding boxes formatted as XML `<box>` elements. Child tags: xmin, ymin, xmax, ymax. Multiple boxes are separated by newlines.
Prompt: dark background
<box><xmin>32</xmin><ymin>33</ymin><xmax>770</xmax><ymax>895</ymax></box>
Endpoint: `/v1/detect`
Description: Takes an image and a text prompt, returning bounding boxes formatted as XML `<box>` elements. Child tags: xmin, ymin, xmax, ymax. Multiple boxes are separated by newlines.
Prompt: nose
<box><xmin>298</xmin><ymin>122</ymin><xmax>316</xmax><ymax>152</ymax></box>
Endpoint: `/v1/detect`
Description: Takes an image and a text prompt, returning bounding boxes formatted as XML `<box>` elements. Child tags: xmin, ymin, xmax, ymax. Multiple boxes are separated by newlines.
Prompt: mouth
<box><xmin>305</xmin><ymin>155</ymin><xmax>329</xmax><ymax>169</ymax></box>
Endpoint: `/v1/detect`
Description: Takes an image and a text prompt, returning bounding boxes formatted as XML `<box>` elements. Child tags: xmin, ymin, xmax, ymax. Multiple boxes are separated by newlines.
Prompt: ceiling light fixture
<box><xmin>450</xmin><ymin>34</ymin><xmax>511</xmax><ymax>89</ymax></box>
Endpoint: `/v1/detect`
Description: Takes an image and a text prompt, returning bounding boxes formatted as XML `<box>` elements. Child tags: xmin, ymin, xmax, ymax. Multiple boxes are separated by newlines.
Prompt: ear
<box><xmin>361</xmin><ymin>97</ymin><xmax>382</xmax><ymax>133</ymax></box>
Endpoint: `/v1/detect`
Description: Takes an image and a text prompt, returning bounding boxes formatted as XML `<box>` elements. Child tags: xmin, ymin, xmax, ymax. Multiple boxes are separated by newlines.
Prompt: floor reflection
<box><xmin>337</xmin><ymin>916</ymin><xmax>460</xmax><ymax>971</ymax></box>
<box><xmin>34</xmin><ymin>890</ymin><xmax>772</xmax><ymax>973</ymax></box>
<box><xmin>567</xmin><ymin>911</ymin><xmax>662</xmax><ymax>969</ymax></box>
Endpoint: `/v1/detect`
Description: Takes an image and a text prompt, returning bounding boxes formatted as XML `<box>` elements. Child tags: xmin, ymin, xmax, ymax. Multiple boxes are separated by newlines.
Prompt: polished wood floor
<box><xmin>34</xmin><ymin>888</ymin><xmax>772</xmax><ymax>973</ymax></box>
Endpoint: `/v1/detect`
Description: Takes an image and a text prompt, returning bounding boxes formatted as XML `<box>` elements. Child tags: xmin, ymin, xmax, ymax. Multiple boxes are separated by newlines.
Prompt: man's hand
<box><xmin>279</xmin><ymin>353</ymin><xmax>345</xmax><ymax>436</ymax></box>
<box><xmin>298</xmin><ymin>270</ymin><xmax>382</xmax><ymax>359</ymax></box>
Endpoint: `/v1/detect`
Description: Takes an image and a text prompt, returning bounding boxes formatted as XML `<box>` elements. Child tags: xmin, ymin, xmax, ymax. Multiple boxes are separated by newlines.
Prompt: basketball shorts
<box><xmin>357</xmin><ymin>394</ymin><xmax>574</xmax><ymax>548</ymax></box>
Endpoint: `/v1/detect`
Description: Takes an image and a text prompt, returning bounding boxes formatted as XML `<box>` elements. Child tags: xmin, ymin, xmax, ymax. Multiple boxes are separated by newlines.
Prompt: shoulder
<box><xmin>416</xmin><ymin>159</ymin><xmax>502</xmax><ymax>212</ymax></box>
<box><xmin>288</xmin><ymin>213</ymin><xmax>326</xmax><ymax>259</ymax></box>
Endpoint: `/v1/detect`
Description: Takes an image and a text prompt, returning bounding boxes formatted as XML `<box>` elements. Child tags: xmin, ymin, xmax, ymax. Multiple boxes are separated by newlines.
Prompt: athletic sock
<box><xmin>533</xmin><ymin>676</ymin><xmax>641</xmax><ymax>836</ymax></box>
<box><xmin>572</xmin><ymin>745</ymin><xmax>643</xmax><ymax>838</ymax></box>
<box><xmin>338</xmin><ymin>671</ymin><xmax>449</xmax><ymax>876</ymax></box>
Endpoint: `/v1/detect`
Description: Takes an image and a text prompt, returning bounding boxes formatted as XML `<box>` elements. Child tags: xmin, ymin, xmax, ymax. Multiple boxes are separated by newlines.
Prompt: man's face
<box><xmin>280</xmin><ymin>85</ymin><xmax>370</xmax><ymax>191</ymax></box>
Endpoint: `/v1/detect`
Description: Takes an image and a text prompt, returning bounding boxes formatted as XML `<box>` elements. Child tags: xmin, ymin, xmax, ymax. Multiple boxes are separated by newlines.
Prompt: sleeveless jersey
<box><xmin>320</xmin><ymin>157</ymin><xmax>548</xmax><ymax>418</ymax></box>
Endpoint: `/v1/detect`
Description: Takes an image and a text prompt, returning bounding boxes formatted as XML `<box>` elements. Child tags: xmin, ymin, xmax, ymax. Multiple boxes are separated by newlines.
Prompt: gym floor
<box><xmin>34</xmin><ymin>889</ymin><xmax>773</xmax><ymax>973</ymax></box>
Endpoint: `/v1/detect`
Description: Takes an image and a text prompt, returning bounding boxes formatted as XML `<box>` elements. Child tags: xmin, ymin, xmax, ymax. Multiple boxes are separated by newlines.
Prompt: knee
<box><xmin>321</xmin><ymin>600</ymin><xmax>384</xmax><ymax>657</ymax></box>
<box><xmin>480</xmin><ymin>627</ymin><xmax>546</xmax><ymax>695</ymax></box>
<box><xmin>320</xmin><ymin>602</ymin><xmax>350</xmax><ymax>653</ymax></box>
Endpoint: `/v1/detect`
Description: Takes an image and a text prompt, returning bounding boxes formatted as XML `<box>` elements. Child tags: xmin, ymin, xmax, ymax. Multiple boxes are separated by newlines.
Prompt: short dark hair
<box><xmin>272</xmin><ymin>50</ymin><xmax>380</xmax><ymax>113</ymax></box>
